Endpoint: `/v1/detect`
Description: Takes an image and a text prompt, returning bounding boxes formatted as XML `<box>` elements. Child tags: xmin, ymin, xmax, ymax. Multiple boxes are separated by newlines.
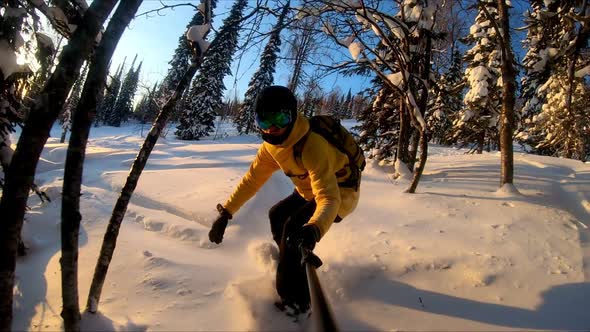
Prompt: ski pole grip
<box><xmin>300</xmin><ymin>246</ymin><xmax>323</xmax><ymax>268</ymax></box>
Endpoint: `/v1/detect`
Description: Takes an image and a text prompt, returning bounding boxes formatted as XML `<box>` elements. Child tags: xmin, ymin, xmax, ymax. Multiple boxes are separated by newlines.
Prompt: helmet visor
<box><xmin>256</xmin><ymin>111</ymin><xmax>292</xmax><ymax>130</ymax></box>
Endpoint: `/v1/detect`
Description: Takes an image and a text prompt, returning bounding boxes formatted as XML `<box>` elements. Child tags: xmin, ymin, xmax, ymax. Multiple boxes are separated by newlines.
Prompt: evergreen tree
<box><xmin>534</xmin><ymin>73</ymin><xmax>589</xmax><ymax>160</ymax></box>
<box><xmin>1</xmin><ymin>0</ymin><xmax>34</xmax><ymax>166</ymax></box>
<box><xmin>519</xmin><ymin>1</ymin><xmax>559</xmax><ymax>124</ymax></box>
<box><xmin>453</xmin><ymin>0</ymin><xmax>502</xmax><ymax>153</ymax></box>
<box><xmin>161</xmin><ymin>0</ymin><xmax>218</xmax><ymax>97</ymax></box>
<box><xmin>176</xmin><ymin>0</ymin><xmax>247</xmax><ymax>140</ymax></box>
<box><xmin>427</xmin><ymin>50</ymin><xmax>463</xmax><ymax>145</ymax></box>
<box><xmin>517</xmin><ymin>1</ymin><xmax>548</xmax><ymax>151</ymax></box>
<box><xmin>354</xmin><ymin>83</ymin><xmax>400</xmax><ymax>162</ymax></box>
<box><xmin>342</xmin><ymin>89</ymin><xmax>353</xmax><ymax>119</ymax></box>
<box><xmin>522</xmin><ymin>1</ymin><xmax>590</xmax><ymax>160</ymax></box>
<box><xmin>60</xmin><ymin>64</ymin><xmax>88</xmax><ymax>143</ymax></box>
<box><xmin>235</xmin><ymin>1</ymin><xmax>290</xmax><ymax>134</ymax></box>
<box><xmin>97</xmin><ymin>61</ymin><xmax>125</xmax><ymax>126</ymax></box>
<box><xmin>111</xmin><ymin>56</ymin><xmax>142</xmax><ymax>126</ymax></box>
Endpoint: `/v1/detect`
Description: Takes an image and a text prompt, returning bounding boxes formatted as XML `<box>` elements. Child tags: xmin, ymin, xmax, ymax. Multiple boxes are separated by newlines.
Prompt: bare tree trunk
<box><xmin>86</xmin><ymin>55</ymin><xmax>203</xmax><ymax>314</ymax></box>
<box><xmin>396</xmin><ymin>103</ymin><xmax>411</xmax><ymax>169</ymax></box>
<box><xmin>476</xmin><ymin>132</ymin><xmax>484</xmax><ymax>154</ymax></box>
<box><xmin>497</xmin><ymin>0</ymin><xmax>516</xmax><ymax>186</ymax></box>
<box><xmin>406</xmin><ymin>129</ymin><xmax>428</xmax><ymax>193</ymax></box>
<box><xmin>87</xmin><ymin>0</ymin><xmax>212</xmax><ymax>313</ymax></box>
<box><xmin>408</xmin><ymin>130</ymin><xmax>419</xmax><ymax>171</ymax></box>
<box><xmin>0</xmin><ymin>0</ymin><xmax>117</xmax><ymax>329</ymax></box>
<box><xmin>406</xmin><ymin>28</ymin><xmax>432</xmax><ymax>194</ymax></box>
<box><xmin>60</xmin><ymin>0</ymin><xmax>143</xmax><ymax>330</ymax></box>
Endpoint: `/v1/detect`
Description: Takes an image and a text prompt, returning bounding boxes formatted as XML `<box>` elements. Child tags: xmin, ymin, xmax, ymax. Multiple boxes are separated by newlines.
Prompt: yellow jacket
<box><xmin>223</xmin><ymin>113</ymin><xmax>360</xmax><ymax>239</ymax></box>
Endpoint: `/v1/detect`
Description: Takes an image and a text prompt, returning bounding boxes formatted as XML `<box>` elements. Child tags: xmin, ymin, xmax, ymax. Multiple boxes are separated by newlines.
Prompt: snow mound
<box><xmin>130</xmin><ymin>212</ymin><xmax>207</xmax><ymax>244</ymax></box>
<box><xmin>462</xmin><ymin>269</ymin><xmax>496</xmax><ymax>287</ymax></box>
<box><xmin>142</xmin><ymin>251</ymin><xmax>173</xmax><ymax>270</ymax></box>
<box><xmin>494</xmin><ymin>183</ymin><xmax>521</xmax><ymax>197</ymax></box>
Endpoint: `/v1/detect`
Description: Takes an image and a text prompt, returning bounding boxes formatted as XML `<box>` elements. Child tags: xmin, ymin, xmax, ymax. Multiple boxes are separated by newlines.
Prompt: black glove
<box><xmin>294</xmin><ymin>223</ymin><xmax>321</xmax><ymax>250</ymax></box>
<box><xmin>208</xmin><ymin>204</ymin><xmax>232</xmax><ymax>244</ymax></box>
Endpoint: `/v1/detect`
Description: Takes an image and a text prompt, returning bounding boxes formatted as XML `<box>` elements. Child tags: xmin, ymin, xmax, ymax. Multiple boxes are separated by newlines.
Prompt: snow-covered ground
<box><xmin>9</xmin><ymin>120</ymin><xmax>590</xmax><ymax>331</ymax></box>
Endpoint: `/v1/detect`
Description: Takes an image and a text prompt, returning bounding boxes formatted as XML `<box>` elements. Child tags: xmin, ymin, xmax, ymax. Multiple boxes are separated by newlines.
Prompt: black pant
<box><xmin>268</xmin><ymin>191</ymin><xmax>341</xmax><ymax>311</ymax></box>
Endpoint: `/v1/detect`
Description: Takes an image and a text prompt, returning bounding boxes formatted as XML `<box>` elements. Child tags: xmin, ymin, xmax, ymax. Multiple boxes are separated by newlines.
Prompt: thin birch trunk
<box><xmin>87</xmin><ymin>0</ymin><xmax>212</xmax><ymax>313</ymax></box>
<box><xmin>60</xmin><ymin>0</ymin><xmax>143</xmax><ymax>330</ymax></box>
<box><xmin>408</xmin><ymin>130</ymin><xmax>419</xmax><ymax>171</ymax></box>
<box><xmin>406</xmin><ymin>28</ymin><xmax>432</xmax><ymax>194</ymax></box>
<box><xmin>396</xmin><ymin>102</ymin><xmax>411</xmax><ymax>171</ymax></box>
<box><xmin>0</xmin><ymin>0</ymin><xmax>117</xmax><ymax>329</ymax></box>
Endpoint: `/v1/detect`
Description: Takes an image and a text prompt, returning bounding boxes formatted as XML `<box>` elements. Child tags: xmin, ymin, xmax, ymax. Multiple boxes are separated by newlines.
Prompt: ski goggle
<box><xmin>256</xmin><ymin>111</ymin><xmax>292</xmax><ymax>130</ymax></box>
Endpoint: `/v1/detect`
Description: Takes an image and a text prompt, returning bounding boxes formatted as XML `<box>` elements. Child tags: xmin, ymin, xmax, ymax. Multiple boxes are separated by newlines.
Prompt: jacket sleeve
<box><xmin>301</xmin><ymin>135</ymin><xmax>341</xmax><ymax>239</ymax></box>
<box><xmin>223</xmin><ymin>144</ymin><xmax>279</xmax><ymax>216</ymax></box>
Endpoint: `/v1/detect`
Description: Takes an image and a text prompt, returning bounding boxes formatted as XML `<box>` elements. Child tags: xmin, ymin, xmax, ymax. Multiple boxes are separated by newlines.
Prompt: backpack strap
<box><xmin>293</xmin><ymin>127</ymin><xmax>312</xmax><ymax>170</ymax></box>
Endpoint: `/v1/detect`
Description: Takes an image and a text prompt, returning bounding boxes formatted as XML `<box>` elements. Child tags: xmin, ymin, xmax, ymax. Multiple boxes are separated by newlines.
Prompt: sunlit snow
<box><xmin>9</xmin><ymin>120</ymin><xmax>590</xmax><ymax>331</ymax></box>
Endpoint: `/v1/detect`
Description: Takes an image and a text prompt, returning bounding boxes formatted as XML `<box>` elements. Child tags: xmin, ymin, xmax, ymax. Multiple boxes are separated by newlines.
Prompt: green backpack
<box><xmin>293</xmin><ymin>115</ymin><xmax>366</xmax><ymax>191</ymax></box>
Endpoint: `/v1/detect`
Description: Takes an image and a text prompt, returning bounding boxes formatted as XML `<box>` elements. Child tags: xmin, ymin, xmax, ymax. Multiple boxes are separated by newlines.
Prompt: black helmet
<box><xmin>255</xmin><ymin>86</ymin><xmax>298</xmax><ymax>145</ymax></box>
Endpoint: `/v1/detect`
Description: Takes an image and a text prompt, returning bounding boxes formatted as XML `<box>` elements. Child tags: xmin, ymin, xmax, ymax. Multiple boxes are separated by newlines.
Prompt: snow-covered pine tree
<box><xmin>427</xmin><ymin>50</ymin><xmax>463</xmax><ymax>145</ymax></box>
<box><xmin>97</xmin><ymin>60</ymin><xmax>124</xmax><ymax>125</ymax></box>
<box><xmin>160</xmin><ymin>0</ymin><xmax>218</xmax><ymax>99</ymax></box>
<box><xmin>175</xmin><ymin>0</ymin><xmax>247</xmax><ymax>140</ymax></box>
<box><xmin>517</xmin><ymin>0</ymin><xmax>561</xmax><ymax>152</ymax></box>
<box><xmin>534</xmin><ymin>73</ymin><xmax>589</xmax><ymax>160</ymax></box>
<box><xmin>60</xmin><ymin>63</ymin><xmax>88</xmax><ymax>143</ymax></box>
<box><xmin>235</xmin><ymin>1</ymin><xmax>289</xmax><ymax>135</ymax></box>
<box><xmin>523</xmin><ymin>1</ymin><xmax>589</xmax><ymax>160</ymax></box>
<box><xmin>0</xmin><ymin>7</ymin><xmax>28</xmax><ymax>125</ymax></box>
<box><xmin>518</xmin><ymin>1</ymin><xmax>589</xmax><ymax>160</ymax></box>
<box><xmin>453</xmin><ymin>0</ymin><xmax>502</xmax><ymax>153</ymax></box>
<box><xmin>1</xmin><ymin>0</ymin><xmax>36</xmax><ymax>179</ymax></box>
<box><xmin>354</xmin><ymin>82</ymin><xmax>400</xmax><ymax>162</ymax></box>
<box><xmin>124</xmin><ymin>60</ymin><xmax>142</xmax><ymax>121</ymax></box>
<box><xmin>110</xmin><ymin>56</ymin><xmax>142</xmax><ymax>127</ymax></box>
<box><xmin>170</xmin><ymin>86</ymin><xmax>191</xmax><ymax>123</ymax></box>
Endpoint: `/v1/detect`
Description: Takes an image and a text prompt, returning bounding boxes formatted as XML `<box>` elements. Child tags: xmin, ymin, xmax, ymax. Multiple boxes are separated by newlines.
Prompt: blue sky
<box><xmin>110</xmin><ymin>0</ymin><xmax>372</xmax><ymax>101</ymax></box>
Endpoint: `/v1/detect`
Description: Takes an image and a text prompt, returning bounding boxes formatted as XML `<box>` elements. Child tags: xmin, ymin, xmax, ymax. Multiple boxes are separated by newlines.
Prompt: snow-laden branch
<box><xmin>187</xmin><ymin>24</ymin><xmax>211</xmax><ymax>54</ymax></box>
<box><xmin>25</xmin><ymin>0</ymin><xmax>87</xmax><ymax>38</ymax></box>
<box><xmin>295</xmin><ymin>0</ymin><xmax>434</xmax><ymax>132</ymax></box>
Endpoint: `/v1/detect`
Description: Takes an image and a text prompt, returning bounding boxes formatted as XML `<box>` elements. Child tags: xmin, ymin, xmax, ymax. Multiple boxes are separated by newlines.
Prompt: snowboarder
<box><xmin>208</xmin><ymin>85</ymin><xmax>361</xmax><ymax>313</ymax></box>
